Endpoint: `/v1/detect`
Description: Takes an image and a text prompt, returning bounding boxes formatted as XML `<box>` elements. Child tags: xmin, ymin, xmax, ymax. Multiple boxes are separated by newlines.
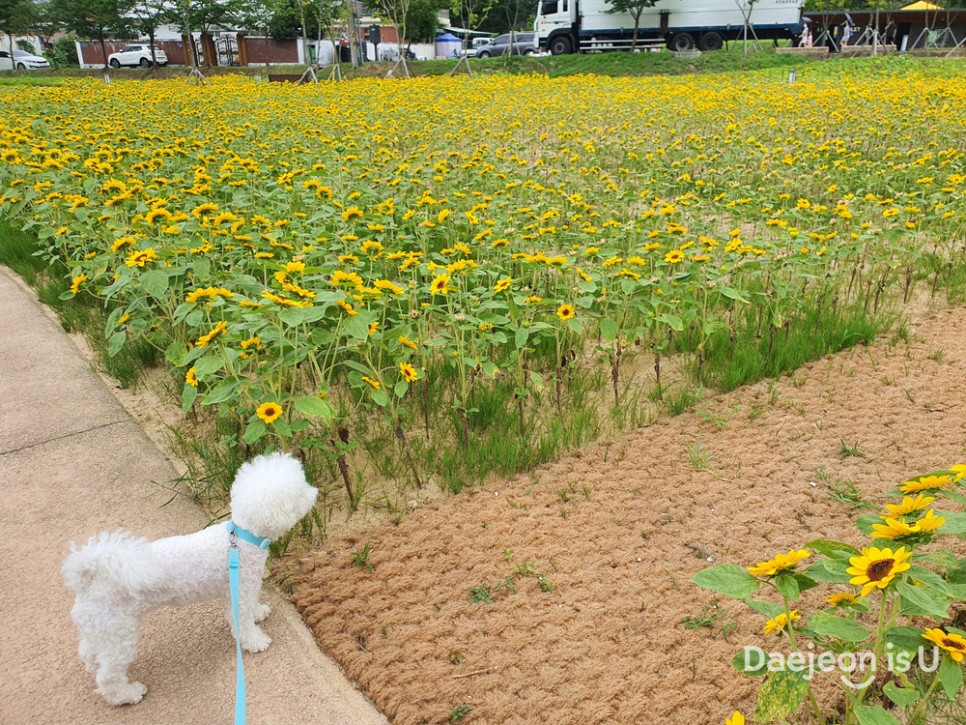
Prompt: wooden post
<box><xmin>201</xmin><ymin>33</ymin><xmax>217</xmax><ymax>66</ymax></box>
<box><xmin>237</xmin><ymin>33</ymin><xmax>249</xmax><ymax>66</ymax></box>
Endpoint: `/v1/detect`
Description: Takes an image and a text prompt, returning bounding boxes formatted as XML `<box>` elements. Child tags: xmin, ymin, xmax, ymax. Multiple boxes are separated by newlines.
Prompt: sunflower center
<box><xmin>866</xmin><ymin>559</ymin><xmax>895</xmax><ymax>581</ymax></box>
<box><xmin>942</xmin><ymin>638</ymin><xmax>965</xmax><ymax>651</ymax></box>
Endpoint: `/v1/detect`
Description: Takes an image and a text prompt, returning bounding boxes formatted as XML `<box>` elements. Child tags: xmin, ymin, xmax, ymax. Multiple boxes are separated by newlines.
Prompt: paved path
<box><xmin>0</xmin><ymin>266</ymin><xmax>389</xmax><ymax>725</ymax></box>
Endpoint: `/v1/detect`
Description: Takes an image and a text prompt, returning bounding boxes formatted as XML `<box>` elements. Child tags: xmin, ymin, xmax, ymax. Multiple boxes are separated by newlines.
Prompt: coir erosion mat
<box><xmin>282</xmin><ymin>305</ymin><xmax>966</xmax><ymax>724</ymax></box>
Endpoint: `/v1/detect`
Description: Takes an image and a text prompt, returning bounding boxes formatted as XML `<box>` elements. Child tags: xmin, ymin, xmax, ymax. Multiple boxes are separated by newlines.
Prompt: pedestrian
<box><xmin>884</xmin><ymin>19</ymin><xmax>896</xmax><ymax>46</ymax></box>
<box><xmin>841</xmin><ymin>13</ymin><xmax>854</xmax><ymax>47</ymax></box>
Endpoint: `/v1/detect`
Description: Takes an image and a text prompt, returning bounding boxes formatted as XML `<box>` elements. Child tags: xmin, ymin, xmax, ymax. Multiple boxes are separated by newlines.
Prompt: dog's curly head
<box><xmin>229</xmin><ymin>452</ymin><xmax>318</xmax><ymax>540</ymax></box>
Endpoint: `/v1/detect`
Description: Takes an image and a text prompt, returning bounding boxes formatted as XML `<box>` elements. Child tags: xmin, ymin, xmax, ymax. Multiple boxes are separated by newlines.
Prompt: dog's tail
<box><xmin>62</xmin><ymin>531</ymin><xmax>160</xmax><ymax>594</ymax></box>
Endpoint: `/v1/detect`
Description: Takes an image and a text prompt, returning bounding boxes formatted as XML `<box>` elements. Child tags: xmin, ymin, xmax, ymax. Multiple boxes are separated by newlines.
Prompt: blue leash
<box><xmin>227</xmin><ymin>522</ymin><xmax>270</xmax><ymax>725</ymax></box>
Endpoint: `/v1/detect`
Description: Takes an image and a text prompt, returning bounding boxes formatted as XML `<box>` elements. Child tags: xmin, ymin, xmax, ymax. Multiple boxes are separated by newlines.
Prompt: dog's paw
<box><xmin>102</xmin><ymin>681</ymin><xmax>147</xmax><ymax>706</ymax></box>
<box><xmin>254</xmin><ymin>602</ymin><xmax>272</xmax><ymax>623</ymax></box>
<box><xmin>241</xmin><ymin>628</ymin><xmax>272</xmax><ymax>653</ymax></box>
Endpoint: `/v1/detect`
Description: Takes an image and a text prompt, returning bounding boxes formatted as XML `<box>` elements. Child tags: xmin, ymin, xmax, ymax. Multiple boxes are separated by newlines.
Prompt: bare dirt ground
<box><xmin>277</xmin><ymin>304</ymin><xmax>966</xmax><ymax>725</ymax></box>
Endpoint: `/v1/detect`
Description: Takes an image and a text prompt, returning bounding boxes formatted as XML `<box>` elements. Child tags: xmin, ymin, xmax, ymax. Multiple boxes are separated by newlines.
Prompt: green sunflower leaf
<box><xmin>808</xmin><ymin>611</ymin><xmax>871</xmax><ymax>643</ymax></box>
<box><xmin>181</xmin><ymin>382</ymin><xmax>197</xmax><ymax>412</ymax></box>
<box><xmin>853</xmin><ymin>704</ymin><xmax>900</xmax><ymax>725</ymax></box>
<box><xmin>896</xmin><ymin>580</ymin><xmax>950</xmax><ymax>619</ymax></box>
<box><xmin>882</xmin><ymin>680</ymin><xmax>921</xmax><ymax>707</ymax></box>
<box><xmin>139</xmin><ymin>269</ymin><xmax>168</xmax><ymax>299</ymax></box>
<box><xmin>754</xmin><ymin>668</ymin><xmax>808</xmax><ymax>722</ymax></box>
<box><xmin>294</xmin><ymin>395</ymin><xmax>334</xmax><ymax>422</ymax></box>
<box><xmin>732</xmin><ymin>647</ymin><xmax>769</xmax><ymax>677</ymax></box>
<box><xmin>370</xmin><ymin>389</ymin><xmax>388</xmax><ymax>408</ymax></box>
<box><xmin>804</xmin><ymin>558</ymin><xmax>851</xmax><ymax>584</ymax></box>
<box><xmin>599</xmin><ymin>317</ymin><xmax>619</xmax><ymax>342</ymax></box>
<box><xmin>806</xmin><ymin>538</ymin><xmax>860</xmax><ymax>558</ymax></box>
<box><xmin>883</xmin><ymin>626</ymin><xmax>928</xmax><ymax>655</ymax></box>
<box><xmin>690</xmin><ymin>563</ymin><xmax>760</xmax><ymax>600</ymax></box>
<box><xmin>343</xmin><ymin>313</ymin><xmax>372</xmax><ymax>342</ymax></box>
<box><xmin>745</xmin><ymin>599</ymin><xmax>785</xmax><ymax>618</ymax></box>
<box><xmin>773</xmin><ymin>573</ymin><xmax>800</xmax><ymax>601</ymax></box>
<box><xmin>934</xmin><ymin>511</ymin><xmax>966</xmax><ymax>536</ymax></box>
<box><xmin>243</xmin><ymin>419</ymin><xmax>266</xmax><ymax>445</ymax></box>
<box><xmin>107</xmin><ymin>330</ymin><xmax>126</xmax><ymax>358</ymax></box>
<box><xmin>941</xmin><ymin>653</ymin><xmax>963</xmax><ymax>699</ymax></box>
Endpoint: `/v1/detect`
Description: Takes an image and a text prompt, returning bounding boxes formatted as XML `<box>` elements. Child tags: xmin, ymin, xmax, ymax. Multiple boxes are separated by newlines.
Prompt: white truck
<box><xmin>534</xmin><ymin>0</ymin><xmax>805</xmax><ymax>53</ymax></box>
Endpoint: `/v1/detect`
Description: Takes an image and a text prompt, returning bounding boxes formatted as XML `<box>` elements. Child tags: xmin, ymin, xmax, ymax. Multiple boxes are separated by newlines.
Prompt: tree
<box><xmin>1</xmin><ymin>0</ymin><xmax>37</xmax><ymax>64</ymax></box>
<box><xmin>48</xmin><ymin>0</ymin><xmax>134</xmax><ymax>68</ymax></box>
<box><xmin>131</xmin><ymin>0</ymin><xmax>172</xmax><ymax>65</ymax></box>
<box><xmin>450</xmin><ymin>0</ymin><xmax>489</xmax><ymax>50</ymax></box>
<box><xmin>170</xmin><ymin>0</ymin><xmax>245</xmax><ymax>67</ymax></box>
<box><xmin>30</xmin><ymin>1</ymin><xmax>63</xmax><ymax>50</ymax></box>
<box><xmin>405</xmin><ymin>0</ymin><xmax>446</xmax><ymax>42</ymax></box>
<box><xmin>374</xmin><ymin>0</ymin><xmax>445</xmax><ymax>58</ymax></box>
<box><xmin>605</xmin><ymin>0</ymin><xmax>658</xmax><ymax>50</ymax></box>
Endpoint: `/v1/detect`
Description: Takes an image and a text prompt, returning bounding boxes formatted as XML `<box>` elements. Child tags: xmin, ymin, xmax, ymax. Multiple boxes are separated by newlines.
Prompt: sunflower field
<box><xmin>1</xmin><ymin>59</ymin><xmax>964</xmax><ymax>513</ymax></box>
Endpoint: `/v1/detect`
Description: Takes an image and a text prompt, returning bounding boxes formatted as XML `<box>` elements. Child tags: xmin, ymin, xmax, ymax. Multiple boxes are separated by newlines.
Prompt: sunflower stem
<box><xmin>914</xmin><ymin>668</ymin><xmax>943</xmax><ymax>721</ymax></box>
<box><xmin>779</xmin><ymin>591</ymin><xmax>824</xmax><ymax>724</ymax></box>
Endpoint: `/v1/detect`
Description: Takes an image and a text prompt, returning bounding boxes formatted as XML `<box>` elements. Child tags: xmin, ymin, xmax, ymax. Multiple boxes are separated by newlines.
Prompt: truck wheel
<box><xmin>698</xmin><ymin>31</ymin><xmax>724</xmax><ymax>51</ymax></box>
<box><xmin>549</xmin><ymin>35</ymin><xmax>573</xmax><ymax>55</ymax></box>
<box><xmin>668</xmin><ymin>33</ymin><xmax>695</xmax><ymax>52</ymax></box>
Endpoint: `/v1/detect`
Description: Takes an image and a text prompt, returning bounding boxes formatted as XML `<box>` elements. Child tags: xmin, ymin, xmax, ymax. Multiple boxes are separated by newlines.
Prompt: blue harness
<box><xmin>227</xmin><ymin>521</ymin><xmax>270</xmax><ymax>725</ymax></box>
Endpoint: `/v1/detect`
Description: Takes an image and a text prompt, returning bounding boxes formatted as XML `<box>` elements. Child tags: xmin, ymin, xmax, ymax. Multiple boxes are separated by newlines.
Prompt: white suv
<box><xmin>107</xmin><ymin>44</ymin><xmax>168</xmax><ymax>68</ymax></box>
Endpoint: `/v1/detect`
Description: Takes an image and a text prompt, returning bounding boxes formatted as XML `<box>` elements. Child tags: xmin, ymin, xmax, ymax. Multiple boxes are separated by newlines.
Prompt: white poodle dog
<box><xmin>63</xmin><ymin>452</ymin><xmax>318</xmax><ymax>706</ymax></box>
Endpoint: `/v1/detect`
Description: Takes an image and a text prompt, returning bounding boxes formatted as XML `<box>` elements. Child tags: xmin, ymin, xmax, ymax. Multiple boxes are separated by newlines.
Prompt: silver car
<box><xmin>0</xmin><ymin>49</ymin><xmax>51</xmax><ymax>70</ymax></box>
<box><xmin>475</xmin><ymin>32</ymin><xmax>536</xmax><ymax>57</ymax></box>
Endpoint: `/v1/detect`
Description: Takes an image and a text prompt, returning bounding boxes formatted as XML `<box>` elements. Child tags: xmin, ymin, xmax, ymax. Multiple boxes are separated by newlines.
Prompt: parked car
<box><xmin>0</xmin><ymin>49</ymin><xmax>51</xmax><ymax>70</ymax></box>
<box><xmin>461</xmin><ymin>36</ymin><xmax>495</xmax><ymax>56</ymax></box>
<box><xmin>107</xmin><ymin>44</ymin><xmax>168</xmax><ymax>68</ymax></box>
<box><xmin>475</xmin><ymin>32</ymin><xmax>536</xmax><ymax>57</ymax></box>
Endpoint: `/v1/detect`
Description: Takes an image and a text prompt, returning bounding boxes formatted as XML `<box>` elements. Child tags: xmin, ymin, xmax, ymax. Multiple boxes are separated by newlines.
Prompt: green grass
<box><xmin>0</xmin><ymin>75</ymin><xmax>67</xmax><ymax>87</ymax></box>
<box><xmin>7</xmin><ymin>50</ymin><xmax>963</xmax><ymax>87</ymax></box>
<box><xmin>702</xmin><ymin>301</ymin><xmax>888</xmax><ymax>393</ymax></box>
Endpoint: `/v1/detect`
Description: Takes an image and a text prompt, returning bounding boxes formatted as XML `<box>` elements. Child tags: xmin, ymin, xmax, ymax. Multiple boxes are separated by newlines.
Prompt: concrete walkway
<box><xmin>0</xmin><ymin>266</ymin><xmax>389</xmax><ymax>725</ymax></box>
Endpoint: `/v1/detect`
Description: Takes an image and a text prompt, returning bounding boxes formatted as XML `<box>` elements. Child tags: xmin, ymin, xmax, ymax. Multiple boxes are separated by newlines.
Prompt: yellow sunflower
<box><xmin>556</xmin><ymin>304</ymin><xmax>576</xmax><ymax>321</ymax></box>
<box><xmin>399</xmin><ymin>363</ymin><xmax>419</xmax><ymax>383</ymax></box>
<box><xmin>341</xmin><ymin>206</ymin><xmax>363</xmax><ymax>222</ymax></box>
<box><xmin>747</xmin><ymin>549</ymin><xmax>810</xmax><ymax>577</ymax></box>
<box><xmin>664</xmin><ymin>249</ymin><xmax>685</xmax><ymax>264</ymax></box>
<box><xmin>725</xmin><ymin>713</ymin><xmax>744</xmax><ymax>725</ymax></box>
<box><xmin>256</xmin><ymin>401</ymin><xmax>283</xmax><ymax>425</ymax></box>
<box><xmin>900</xmin><ymin>474</ymin><xmax>954</xmax><ymax>494</ymax></box>
<box><xmin>922</xmin><ymin>628</ymin><xmax>966</xmax><ymax>663</ymax></box>
<box><xmin>884</xmin><ymin>494</ymin><xmax>935</xmax><ymax>517</ymax></box>
<box><xmin>494</xmin><ymin>277</ymin><xmax>513</xmax><ymax>293</ymax></box>
<box><xmin>185</xmin><ymin>367</ymin><xmax>199</xmax><ymax>388</ymax></box>
<box><xmin>914</xmin><ymin>509</ymin><xmax>945</xmax><ymax>533</ymax></box>
<box><xmin>430</xmin><ymin>274</ymin><xmax>450</xmax><ymax>295</ymax></box>
<box><xmin>763</xmin><ymin>610</ymin><xmax>800</xmax><ymax>636</ymax></box>
<box><xmin>846</xmin><ymin>546</ymin><xmax>913</xmax><ymax>597</ymax></box>
<box><xmin>362</xmin><ymin>376</ymin><xmax>381</xmax><ymax>390</ymax></box>
<box><xmin>870</xmin><ymin>517</ymin><xmax>916</xmax><ymax>540</ymax></box>
<box><xmin>195</xmin><ymin>320</ymin><xmax>228</xmax><ymax>348</ymax></box>
<box><xmin>826</xmin><ymin>592</ymin><xmax>861</xmax><ymax>607</ymax></box>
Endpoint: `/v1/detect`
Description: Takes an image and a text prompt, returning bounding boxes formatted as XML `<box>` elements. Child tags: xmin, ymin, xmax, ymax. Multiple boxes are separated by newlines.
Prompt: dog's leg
<box><xmin>229</xmin><ymin>566</ymin><xmax>272</xmax><ymax>653</ymax></box>
<box><xmin>78</xmin><ymin>635</ymin><xmax>97</xmax><ymax>675</ymax></box>
<box><xmin>253</xmin><ymin>601</ymin><xmax>272</xmax><ymax>623</ymax></box>
<box><xmin>92</xmin><ymin>614</ymin><xmax>148</xmax><ymax>705</ymax></box>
